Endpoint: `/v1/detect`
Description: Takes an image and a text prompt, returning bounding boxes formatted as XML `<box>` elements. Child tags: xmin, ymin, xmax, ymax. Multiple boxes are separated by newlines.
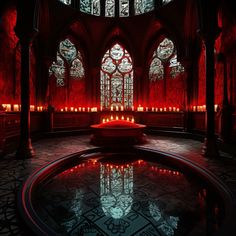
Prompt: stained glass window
<box><xmin>149</xmin><ymin>38</ymin><xmax>184</xmax><ymax>81</ymax></box>
<box><xmin>119</xmin><ymin>0</ymin><xmax>129</xmax><ymax>17</ymax></box>
<box><xmin>80</xmin><ymin>0</ymin><xmax>92</xmax><ymax>14</ymax></box>
<box><xmin>58</xmin><ymin>0</ymin><xmax>71</xmax><ymax>5</ymax></box>
<box><xmin>134</xmin><ymin>0</ymin><xmax>154</xmax><ymax>15</ymax></box>
<box><xmin>149</xmin><ymin>55</ymin><xmax>164</xmax><ymax>81</ymax></box>
<box><xmin>162</xmin><ymin>0</ymin><xmax>173</xmax><ymax>4</ymax></box>
<box><xmin>49</xmin><ymin>54</ymin><xmax>66</xmax><ymax>87</ymax></box>
<box><xmin>49</xmin><ymin>39</ymin><xmax>85</xmax><ymax>86</ymax></box>
<box><xmin>105</xmin><ymin>0</ymin><xmax>115</xmax><ymax>17</ymax></box>
<box><xmin>157</xmin><ymin>38</ymin><xmax>174</xmax><ymax>60</ymax></box>
<box><xmin>169</xmin><ymin>54</ymin><xmax>185</xmax><ymax>78</ymax></box>
<box><xmin>101</xmin><ymin>43</ymin><xmax>133</xmax><ymax>109</ymax></box>
<box><xmin>92</xmin><ymin>0</ymin><xmax>100</xmax><ymax>16</ymax></box>
<box><xmin>59</xmin><ymin>39</ymin><xmax>77</xmax><ymax>63</ymax></box>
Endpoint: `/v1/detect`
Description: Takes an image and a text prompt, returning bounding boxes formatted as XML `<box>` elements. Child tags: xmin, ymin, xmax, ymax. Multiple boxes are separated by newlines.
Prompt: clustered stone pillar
<box><xmin>201</xmin><ymin>38</ymin><xmax>219</xmax><ymax>157</ymax></box>
<box><xmin>197</xmin><ymin>0</ymin><xmax>220</xmax><ymax>158</ymax></box>
<box><xmin>15</xmin><ymin>37</ymin><xmax>35</xmax><ymax>159</ymax></box>
<box><xmin>15</xmin><ymin>0</ymin><xmax>39</xmax><ymax>159</ymax></box>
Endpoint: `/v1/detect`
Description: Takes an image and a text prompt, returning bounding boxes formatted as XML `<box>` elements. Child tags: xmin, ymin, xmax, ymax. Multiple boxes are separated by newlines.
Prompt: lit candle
<box><xmin>146</xmin><ymin>107</ymin><xmax>148</xmax><ymax>112</ymax></box>
<box><xmin>131</xmin><ymin>106</ymin><xmax>134</xmax><ymax>111</ymax></box>
<box><xmin>160</xmin><ymin>108</ymin><xmax>163</xmax><ymax>112</ymax></box>
<box><xmin>111</xmin><ymin>106</ymin><xmax>113</xmax><ymax>111</ymax></box>
<box><xmin>106</xmin><ymin>118</ymin><xmax>109</xmax><ymax>122</ymax></box>
<box><xmin>176</xmin><ymin>108</ymin><xmax>180</xmax><ymax>112</ymax></box>
<box><xmin>193</xmin><ymin>106</ymin><xmax>196</xmax><ymax>112</ymax></box>
<box><xmin>116</xmin><ymin>116</ymin><xmax>119</xmax><ymax>120</ymax></box>
<box><xmin>100</xmin><ymin>106</ymin><xmax>103</xmax><ymax>111</ymax></box>
<box><xmin>116</xmin><ymin>106</ymin><xmax>119</xmax><ymax>111</ymax></box>
<box><xmin>131</xmin><ymin>118</ymin><xmax>134</xmax><ymax>123</ymax></box>
<box><xmin>164</xmin><ymin>107</ymin><xmax>167</xmax><ymax>112</ymax></box>
<box><xmin>214</xmin><ymin>104</ymin><xmax>218</xmax><ymax>112</ymax></box>
<box><xmin>70</xmin><ymin>107</ymin><xmax>74</xmax><ymax>112</ymax></box>
<box><xmin>60</xmin><ymin>108</ymin><xmax>63</xmax><ymax>112</ymax></box>
<box><xmin>78</xmin><ymin>107</ymin><xmax>81</xmax><ymax>112</ymax></box>
<box><xmin>173</xmin><ymin>107</ymin><xmax>176</xmax><ymax>112</ymax></box>
<box><xmin>30</xmin><ymin>105</ymin><xmax>35</xmax><ymax>111</ymax></box>
<box><xmin>110</xmin><ymin>115</ymin><xmax>113</xmax><ymax>120</ymax></box>
<box><xmin>102</xmin><ymin>118</ymin><xmax>105</xmax><ymax>123</ymax></box>
<box><xmin>82</xmin><ymin>107</ymin><xmax>85</xmax><ymax>112</ymax></box>
<box><xmin>75</xmin><ymin>108</ymin><xmax>78</xmax><ymax>112</ymax></box>
<box><xmin>13</xmin><ymin>104</ymin><xmax>19</xmax><ymax>112</ymax></box>
<box><xmin>65</xmin><ymin>107</ymin><xmax>68</xmax><ymax>112</ymax></box>
<box><xmin>121</xmin><ymin>106</ymin><xmax>124</xmax><ymax>111</ymax></box>
<box><xmin>88</xmin><ymin>107</ymin><xmax>90</xmax><ymax>112</ymax></box>
<box><xmin>121</xmin><ymin>116</ymin><xmax>124</xmax><ymax>120</ymax></box>
<box><xmin>203</xmin><ymin>105</ymin><xmax>206</xmax><ymax>112</ymax></box>
<box><xmin>40</xmin><ymin>106</ymin><xmax>43</xmax><ymax>111</ymax></box>
<box><xmin>155</xmin><ymin>108</ymin><xmax>158</xmax><ymax>112</ymax></box>
<box><xmin>127</xmin><ymin>117</ymin><xmax>130</xmax><ymax>121</ymax></box>
<box><xmin>152</xmin><ymin>107</ymin><xmax>154</xmax><ymax>112</ymax></box>
<box><xmin>169</xmin><ymin>107</ymin><xmax>172</xmax><ymax>111</ymax></box>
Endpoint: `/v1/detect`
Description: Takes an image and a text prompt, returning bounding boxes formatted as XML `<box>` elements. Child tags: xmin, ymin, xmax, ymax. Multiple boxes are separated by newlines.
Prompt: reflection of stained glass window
<box><xmin>134</xmin><ymin>0</ymin><xmax>154</xmax><ymax>15</ymax></box>
<box><xmin>119</xmin><ymin>0</ymin><xmax>129</xmax><ymax>17</ymax></box>
<box><xmin>105</xmin><ymin>0</ymin><xmax>115</xmax><ymax>17</ymax></box>
<box><xmin>49</xmin><ymin>39</ymin><xmax>85</xmax><ymax>86</ymax></box>
<box><xmin>149</xmin><ymin>201</ymin><xmax>179</xmax><ymax>236</ymax></box>
<box><xmin>101</xmin><ymin>43</ymin><xmax>133</xmax><ymax>109</ymax></box>
<box><xmin>169</xmin><ymin>54</ymin><xmax>185</xmax><ymax>78</ymax></box>
<box><xmin>100</xmin><ymin>164</ymin><xmax>133</xmax><ymax>219</ymax></box>
<box><xmin>58</xmin><ymin>0</ymin><xmax>71</xmax><ymax>5</ymax></box>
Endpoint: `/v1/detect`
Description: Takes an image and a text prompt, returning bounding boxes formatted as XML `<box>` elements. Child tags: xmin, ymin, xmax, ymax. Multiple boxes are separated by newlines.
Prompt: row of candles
<box><xmin>2</xmin><ymin>104</ymin><xmax>218</xmax><ymax>113</ymax></box>
<box><xmin>102</xmin><ymin>116</ymin><xmax>135</xmax><ymax>123</ymax></box>
<box><xmin>1</xmin><ymin>104</ymin><xmax>44</xmax><ymax>112</ymax></box>
<box><xmin>1</xmin><ymin>104</ymin><xmax>182</xmax><ymax>112</ymax></box>
<box><xmin>192</xmin><ymin>105</ymin><xmax>218</xmax><ymax>112</ymax></box>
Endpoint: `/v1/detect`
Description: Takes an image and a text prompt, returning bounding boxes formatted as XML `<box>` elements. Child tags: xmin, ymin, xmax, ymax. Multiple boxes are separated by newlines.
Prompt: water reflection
<box><xmin>100</xmin><ymin>163</ymin><xmax>133</xmax><ymax>219</ymax></box>
<box><xmin>34</xmin><ymin>157</ymin><xmax>225</xmax><ymax>236</ymax></box>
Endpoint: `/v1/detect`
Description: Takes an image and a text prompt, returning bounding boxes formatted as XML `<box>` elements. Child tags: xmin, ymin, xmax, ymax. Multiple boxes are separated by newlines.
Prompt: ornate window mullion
<box><xmin>65</xmin><ymin>61</ymin><xmax>71</xmax><ymax>105</ymax></box>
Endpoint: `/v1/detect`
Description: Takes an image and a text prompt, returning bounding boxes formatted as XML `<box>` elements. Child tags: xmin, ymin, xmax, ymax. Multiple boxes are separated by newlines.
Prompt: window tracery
<box><xmin>49</xmin><ymin>39</ymin><xmax>85</xmax><ymax>87</ymax></box>
<box><xmin>101</xmin><ymin>43</ymin><xmax>133</xmax><ymax>109</ymax></box>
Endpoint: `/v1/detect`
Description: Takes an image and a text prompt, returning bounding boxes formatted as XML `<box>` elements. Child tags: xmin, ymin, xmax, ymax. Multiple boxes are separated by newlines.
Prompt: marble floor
<box><xmin>0</xmin><ymin>134</ymin><xmax>236</xmax><ymax>235</ymax></box>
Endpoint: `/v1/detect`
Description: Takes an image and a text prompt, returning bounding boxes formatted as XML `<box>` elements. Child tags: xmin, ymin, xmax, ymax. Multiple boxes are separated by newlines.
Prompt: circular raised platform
<box><xmin>18</xmin><ymin>147</ymin><xmax>236</xmax><ymax>236</ymax></box>
<box><xmin>91</xmin><ymin>120</ymin><xmax>147</xmax><ymax>145</ymax></box>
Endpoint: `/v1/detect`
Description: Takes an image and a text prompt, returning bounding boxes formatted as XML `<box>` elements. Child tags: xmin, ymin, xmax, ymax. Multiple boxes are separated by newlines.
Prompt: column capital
<box><xmin>14</xmin><ymin>0</ymin><xmax>39</xmax><ymax>42</ymax></box>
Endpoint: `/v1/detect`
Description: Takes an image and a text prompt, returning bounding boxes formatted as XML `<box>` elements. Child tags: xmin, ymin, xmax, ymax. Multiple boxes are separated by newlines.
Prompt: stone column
<box><xmin>14</xmin><ymin>0</ymin><xmax>39</xmax><ymax>159</ymax></box>
<box><xmin>218</xmin><ymin>54</ymin><xmax>230</xmax><ymax>142</ymax></box>
<box><xmin>15</xmin><ymin>38</ymin><xmax>35</xmax><ymax>158</ymax></box>
<box><xmin>197</xmin><ymin>0</ymin><xmax>219</xmax><ymax>158</ymax></box>
<box><xmin>201</xmin><ymin>38</ymin><xmax>219</xmax><ymax>157</ymax></box>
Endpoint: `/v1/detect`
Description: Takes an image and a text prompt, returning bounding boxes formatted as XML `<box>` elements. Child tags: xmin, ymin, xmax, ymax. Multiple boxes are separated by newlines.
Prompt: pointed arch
<box><xmin>100</xmin><ymin>43</ymin><xmax>133</xmax><ymax>109</ymax></box>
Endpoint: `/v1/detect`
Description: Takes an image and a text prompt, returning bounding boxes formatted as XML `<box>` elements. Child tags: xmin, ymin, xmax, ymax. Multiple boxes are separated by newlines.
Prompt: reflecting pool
<box><xmin>32</xmin><ymin>152</ymin><xmax>225</xmax><ymax>236</ymax></box>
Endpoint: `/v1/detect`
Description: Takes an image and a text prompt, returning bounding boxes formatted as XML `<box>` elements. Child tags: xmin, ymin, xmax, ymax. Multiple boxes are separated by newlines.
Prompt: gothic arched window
<box><xmin>100</xmin><ymin>43</ymin><xmax>133</xmax><ymax>109</ymax></box>
<box><xmin>58</xmin><ymin>0</ymin><xmax>71</xmax><ymax>5</ymax></box>
<box><xmin>49</xmin><ymin>39</ymin><xmax>85</xmax><ymax>87</ymax></box>
<box><xmin>119</xmin><ymin>0</ymin><xmax>129</xmax><ymax>17</ymax></box>
<box><xmin>149</xmin><ymin>38</ymin><xmax>184</xmax><ymax>81</ymax></box>
<box><xmin>134</xmin><ymin>0</ymin><xmax>154</xmax><ymax>15</ymax></box>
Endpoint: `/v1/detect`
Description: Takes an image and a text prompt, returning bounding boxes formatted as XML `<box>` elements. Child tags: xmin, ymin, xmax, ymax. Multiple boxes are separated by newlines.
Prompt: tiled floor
<box><xmin>0</xmin><ymin>135</ymin><xmax>236</xmax><ymax>235</ymax></box>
